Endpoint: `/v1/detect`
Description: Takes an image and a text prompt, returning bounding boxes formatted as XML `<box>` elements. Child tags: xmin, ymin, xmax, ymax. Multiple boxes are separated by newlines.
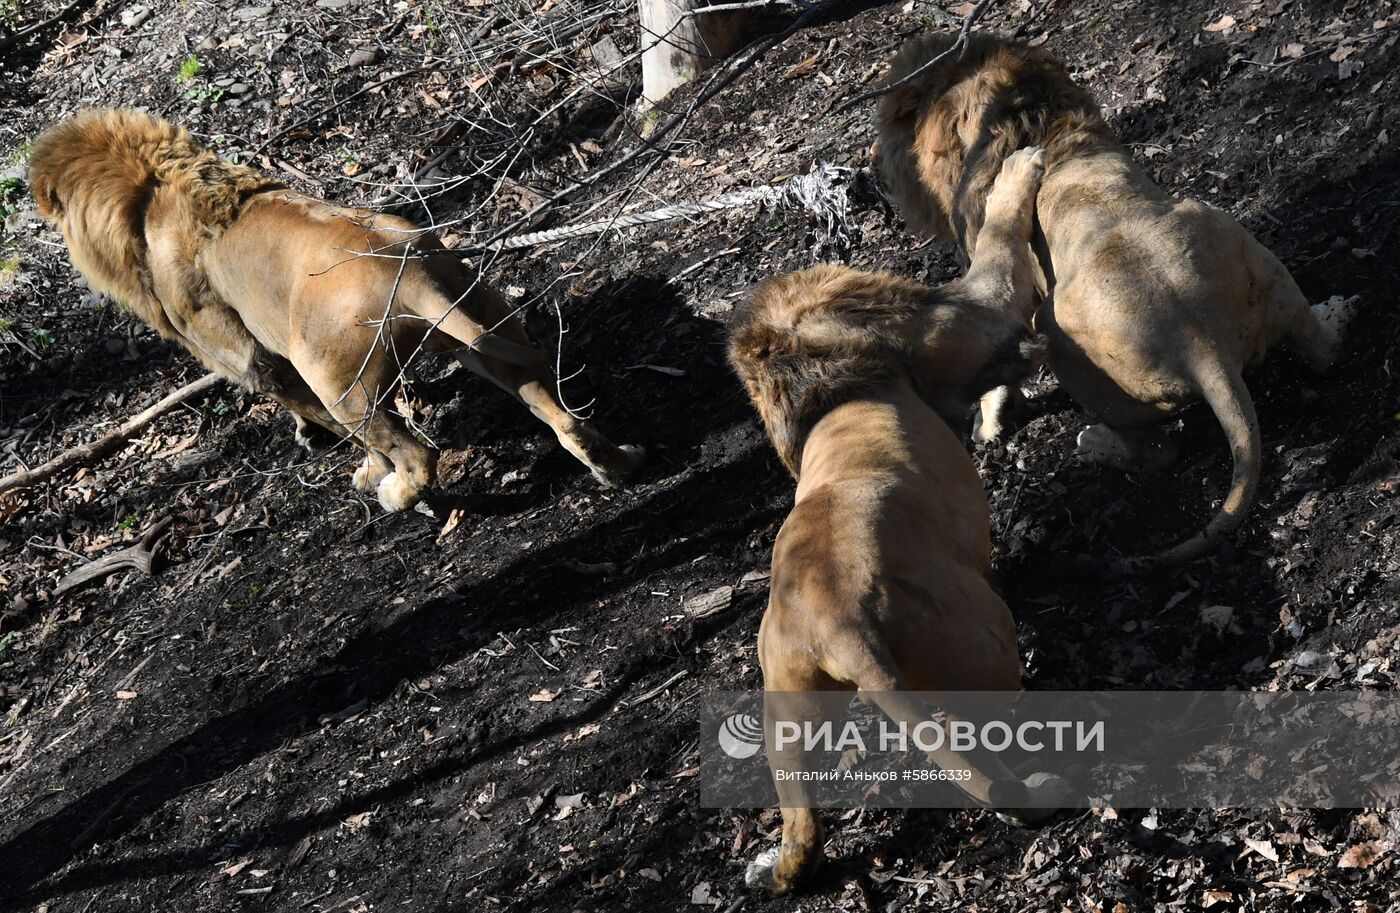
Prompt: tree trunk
<box><xmin>639</xmin><ymin>0</ymin><xmax>749</xmax><ymax>107</ymax></box>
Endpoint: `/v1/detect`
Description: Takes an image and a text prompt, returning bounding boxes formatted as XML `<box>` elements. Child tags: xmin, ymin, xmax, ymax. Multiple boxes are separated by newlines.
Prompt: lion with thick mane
<box><xmin>730</xmin><ymin>149</ymin><xmax>1070</xmax><ymax>895</ymax></box>
<box><xmin>875</xmin><ymin>33</ymin><xmax>1353</xmax><ymax>572</ymax></box>
<box><xmin>29</xmin><ymin>108</ymin><xmax>641</xmax><ymax>511</ymax></box>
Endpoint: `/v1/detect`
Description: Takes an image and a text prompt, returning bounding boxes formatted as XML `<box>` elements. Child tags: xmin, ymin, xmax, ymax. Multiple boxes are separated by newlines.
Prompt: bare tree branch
<box><xmin>0</xmin><ymin>374</ymin><xmax>223</xmax><ymax>500</ymax></box>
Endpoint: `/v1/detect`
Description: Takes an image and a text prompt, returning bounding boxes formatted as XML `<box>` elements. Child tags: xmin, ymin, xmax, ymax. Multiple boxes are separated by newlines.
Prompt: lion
<box><xmin>874</xmin><ymin>33</ymin><xmax>1353</xmax><ymax>572</ymax></box>
<box><xmin>28</xmin><ymin>108</ymin><xmax>642</xmax><ymax>510</ymax></box>
<box><xmin>730</xmin><ymin>148</ymin><xmax>1072</xmax><ymax>896</ymax></box>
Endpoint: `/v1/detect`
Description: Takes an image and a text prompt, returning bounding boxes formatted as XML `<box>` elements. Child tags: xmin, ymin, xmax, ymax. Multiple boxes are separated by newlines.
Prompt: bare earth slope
<box><xmin>1</xmin><ymin>1</ymin><xmax>1398</xmax><ymax>910</ymax></box>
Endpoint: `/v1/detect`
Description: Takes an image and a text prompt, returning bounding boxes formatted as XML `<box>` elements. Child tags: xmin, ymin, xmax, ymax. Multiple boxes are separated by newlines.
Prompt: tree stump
<box><xmin>639</xmin><ymin>0</ymin><xmax>749</xmax><ymax>107</ymax></box>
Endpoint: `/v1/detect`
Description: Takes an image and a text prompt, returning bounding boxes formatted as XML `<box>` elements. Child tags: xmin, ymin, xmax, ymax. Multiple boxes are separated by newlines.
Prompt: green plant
<box><xmin>0</xmin><ymin>316</ymin><xmax>13</xmax><ymax>333</ymax></box>
<box><xmin>29</xmin><ymin>326</ymin><xmax>54</xmax><ymax>348</ymax></box>
<box><xmin>176</xmin><ymin>55</ymin><xmax>223</xmax><ymax>102</ymax></box>
<box><xmin>212</xmin><ymin>399</ymin><xmax>231</xmax><ymax>417</ymax></box>
<box><xmin>117</xmin><ymin>515</ymin><xmax>139</xmax><ymax>531</ymax></box>
<box><xmin>177</xmin><ymin>54</ymin><xmax>201</xmax><ymax>82</ymax></box>
<box><xmin>0</xmin><ymin>631</ymin><xmax>18</xmax><ymax>655</ymax></box>
<box><xmin>0</xmin><ymin>175</ymin><xmax>22</xmax><ymax>221</ymax></box>
<box><xmin>185</xmin><ymin>83</ymin><xmax>224</xmax><ymax>103</ymax></box>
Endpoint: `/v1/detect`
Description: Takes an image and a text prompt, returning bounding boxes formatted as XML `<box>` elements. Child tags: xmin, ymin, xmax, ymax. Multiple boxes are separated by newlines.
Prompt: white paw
<box><xmin>1314</xmin><ymin>294</ymin><xmax>1359</xmax><ymax>337</ymax></box>
<box><xmin>376</xmin><ymin>471</ymin><xmax>420</xmax><ymax>512</ymax></box>
<box><xmin>292</xmin><ymin>417</ymin><xmax>317</xmax><ymax>452</ymax></box>
<box><xmin>973</xmin><ymin>387</ymin><xmax>1012</xmax><ymax>443</ymax></box>
<box><xmin>590</xmin><ymin>444</ymin><xmax>646</xmax><ymax>488</ymax></box>
<box><xmin>353</xmin><ymin>459</ymin><xmax>387</xmax><ymax>492</ymax></box>
<box><xmin>1025</xmin><ymin>771</ymin><xmax>1077</xmax><ymax>807</ymax></box>
<box><xmin>1075</xmin><ymin>424</ymin><xmax>1136</xmax><ymax>470</ymax></box>
<box><xmin>744</xmin><ymin>846</ymin><xmax>780</xmax><ymax>890</ymax></box>
<box><xmin>995</xmin><ymin>772</ymin><xmax>1077</xmax><ymax>826</ymax></box>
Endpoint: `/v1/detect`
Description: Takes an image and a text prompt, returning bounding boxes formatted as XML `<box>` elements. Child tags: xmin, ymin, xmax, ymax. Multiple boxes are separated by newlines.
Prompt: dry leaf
<box><xmin>1280</xmin><ymin>42</ymin><xmax>1305</xmax><ymax>58</ymax></box>
<box><xmin>116</xmin><ymin>690</ymin><xmax>138</xmax><ymax>700</ymax></box>
<box><xmin>1329</xmin><ymin>45</ymin><xmax>1355</xmax><ymax>62</ymax></box>
<box><xmin>1204</xmin><ymin>14</ymin><xmax>1237</xmax><ymax>32</ymax></box>
<box><xmin>1244</xmin><ymin>838</ymin><xmax>1280</xmax><ymax>862</ymax></box>
<box><xmin>784</xmin><ymin>50</ymin><xmax>821</xmax><ymax>79</ymax></box>
<box><xmin>222</xmin><ymin>858</ymin><xmax>253</xmax><ymax>877</ymax></box>
<box><xmin>1202</xmin><ymin>890</ymin><xmax>1233</xmax><ymax>908</ymax></box>
<box><xmin>529</xmin><ymin>688</ymin><xmax>558</xmax><ymax>702</ymax></box>
<box><xmin>564</xmin><ymin>722</ymin><xmax>601</xmax><ymax>742</ymax></box>
<box><xmin>437</xmin><ymin>507</ymin><xmax>465</xmax><ymax>542</ymax></box>
<box><xmin>1338</xmin><ymin>841</ymin><xmax>1388</xmax><ymax>869</ymax></box>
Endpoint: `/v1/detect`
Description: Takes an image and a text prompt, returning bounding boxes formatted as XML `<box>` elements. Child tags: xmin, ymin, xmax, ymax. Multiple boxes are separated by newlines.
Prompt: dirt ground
<box><xmin>2</xmin><ymin>0</ymin><xmax>1399</xmax><ymax>911</ymax></box>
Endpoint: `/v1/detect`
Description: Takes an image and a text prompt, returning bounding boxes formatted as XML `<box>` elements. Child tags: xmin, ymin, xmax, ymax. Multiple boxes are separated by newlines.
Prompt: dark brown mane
<box><xmin>876</xmin><ymin>32</ymin><xmax>1119</xmax><ymax>251</ymax></box>
<box><xmin>728</xmin><ymin>265</ymin><xmax>946</xmax><ymax>474</ymax></box>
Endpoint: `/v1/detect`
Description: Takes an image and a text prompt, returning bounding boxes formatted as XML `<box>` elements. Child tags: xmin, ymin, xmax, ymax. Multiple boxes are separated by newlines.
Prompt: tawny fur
<box><xmin>729</xmin><ymin>149</ymin><xmax>1070</xmax><ymax>896</ymax></box>
<box><xmin>29</xmin><ymin>109</ymin><xmax>280</xmax><ymax>364</ymax></box>
<box><xmin>874</xmin><ymin>33</ymin><xmax>1352</xmax><ymax>573</ymax></box>
<box><xmin>30</xmin><ymin>108</ymin><xmax>642</xmax><ymax>510</ymax></box>
<box><xmin>729</xmin><ymin>265</ymin><xmax>1043</xmax><ymax>473</ymax></box>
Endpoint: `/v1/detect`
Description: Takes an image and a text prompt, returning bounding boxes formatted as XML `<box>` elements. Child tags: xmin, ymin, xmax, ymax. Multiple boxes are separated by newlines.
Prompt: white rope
<box><xmin>466</xmin><ymin>162</ymin><xmax>861</xmax><ymax>252</ymax></box>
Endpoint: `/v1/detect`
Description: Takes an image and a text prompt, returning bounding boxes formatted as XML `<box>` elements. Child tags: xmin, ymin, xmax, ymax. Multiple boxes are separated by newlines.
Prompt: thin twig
<box><xmin>253</xmin><ymin>66</ymin><xmax>437</xmax><ymax>158</ymax></box>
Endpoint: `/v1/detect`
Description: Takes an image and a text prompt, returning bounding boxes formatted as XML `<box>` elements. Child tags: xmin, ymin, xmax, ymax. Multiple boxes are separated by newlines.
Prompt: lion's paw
<box><xmin>1002</xmin><ymin>146</ymin><xmax>1047</xmax><ymax>184</ymax></box>
<box><xmin>590</xmin><ymin>444</ymin><xmax>646</xmax><ymax>489</ymax></box>
<box><xmin>744</xmin><ymin>846</ymin><xmax>780</xmax><ymax>891</ymax></box>
<box><xmin>292</xmin><ymin>416</ymin><xmax>318</xmax><ymax>452</ymax></box>
<box><xmin>376</xmin><ymin>471</ymin><xmax>422</xmax><ymax>512</ymax></box>
<box><xmin>1075</xmin><ymin>424</ymin><xmax>1133</xmax><ymax>470</ymax></box>
<box><xmin>995</xmin><ymin>771</ymin><xmax>1078</xmax><ymax>826</ymax></box>
<box><xmin>972</xmin><ymin>386</ymin><xmax>1013</xmax><ymax>443</ymax></box>
<box><xmin>353</xmin><ymin>459</ymin><xmax>389</xmax><ymax>493</ymax></box>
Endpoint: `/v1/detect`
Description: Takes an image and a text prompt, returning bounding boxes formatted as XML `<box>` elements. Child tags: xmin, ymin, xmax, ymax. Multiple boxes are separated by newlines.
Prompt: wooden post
<box><xmin>639</xmin><ymin>0</ymin><xmax>749</xmax><ymax>107</ymax></box>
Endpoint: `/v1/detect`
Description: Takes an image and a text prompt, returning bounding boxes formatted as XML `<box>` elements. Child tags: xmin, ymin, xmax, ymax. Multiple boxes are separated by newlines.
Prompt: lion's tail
<box><xmin>1105</xmin><ymin>353</ymin><xmax>1261</xmax><ymax>576</ymax></box>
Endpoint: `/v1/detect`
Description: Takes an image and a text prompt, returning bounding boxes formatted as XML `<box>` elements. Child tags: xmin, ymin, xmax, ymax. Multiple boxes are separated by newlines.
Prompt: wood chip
<box><xmin>683</xmin><ymin>585</ymin><xmax>734</xmax><ymax>619</ymax></box>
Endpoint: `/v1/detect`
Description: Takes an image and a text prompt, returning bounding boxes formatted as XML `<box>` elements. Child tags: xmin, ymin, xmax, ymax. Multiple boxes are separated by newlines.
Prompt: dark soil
<box><xmin>2</xmin><ymin>1</ymin><xmax>1399</xmax><ymax>911</ymax></box>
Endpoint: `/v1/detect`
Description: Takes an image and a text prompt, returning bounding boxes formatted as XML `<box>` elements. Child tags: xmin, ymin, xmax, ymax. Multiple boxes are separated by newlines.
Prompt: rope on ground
<box><xmin>465</xmin><ymin>162</ymin><xmax>867</xmax><ymax>253</ymax></box>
